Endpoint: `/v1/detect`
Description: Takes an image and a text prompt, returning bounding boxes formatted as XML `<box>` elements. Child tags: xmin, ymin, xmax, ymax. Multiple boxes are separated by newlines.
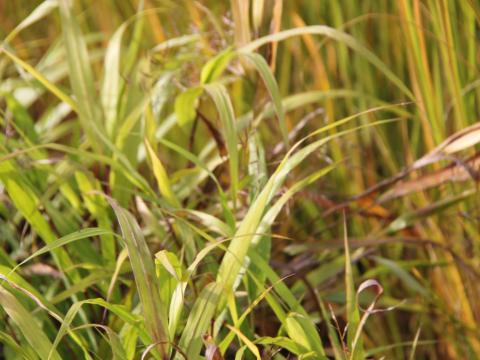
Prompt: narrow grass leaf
<box><xmin>177</xmin><ymin>282</ymin><xmax>223</xmax><ymax>359</ymax></box>
<box><xmin>412</xmin><ymin>122</ymin><xmax>480</xmax><ymax>170</ymax></box>
<box><xmin>0</xmin><ymin>330</ymin><xmax>37</xmax><ymax>360</ymax></box>
<box><xmin>252</xmin><ymin>0</ymin><xmax>265</xmax><ymax>31</ymax></box>
<box><xmin>343</xmin><ymin>216</ymin><xmax>363</xmax><ymax>359</ymax></box>
<box><xmin>240</xmin><ymin>52</ymin><xmax>288</xmax><ymax>147</ymax></box>
<box><xmin>240</xmin><ymin>26</ymin><xmax>414</xmax><ymax>99</ymax></box>
<box><xmin>386</xmin><ymin>189</ymin><xmax>477</xmax><ymax>233</ymax></box>
<box><xmin>285</xmin><ymin>313</ymin><xmax>326</xmax><ymax>359</ymax></box>
<box><xmin>225</xmin><ymin>324</ymin><xmax>261</xmax><ymax>360</ymax></box>
<box><xmin>50</xmin><ymin>298</ymin><xmax>148</xmax><ymax>360</ymax></box>
<box><xmin>1</xmin><ymin>48</ymin><xmax>77</xmax><ymax>111</ymax></box>
<box><xmin>204</xmin><ymin>83</ymin><xmax>239</xmax><ymax>205</ymax></box>
<box><xmin>145</xmin><ymin>139</ymin><xmax>180</xmax><ymax>206</ymax></box>
<box><xmin>4</xmin><ymin>0</ymin><xmax>58</xmax><ymax>43</ymax></box>
<box><xmin>0</xmin><ymin>287</ymin><xmax>62</xmax><ymax>360</ymax></box>
<box><xmin>108</xmin><ymin>199</ymin><xmax>169</xmax><ymax>358</ymax></box>
<box><xmin>59</xmin><ymin>0</ymin><xmax>106</xmax><ymax>150</ymax></box>
<box><xmin>11</xmin><ymin>228</ymin><xmax>113</xmax><ymax>274</ymax></box>
<box><xmin>102</xmin><ymin>22</ymin><xmax>128</xmax><ymax>137</ymax></box>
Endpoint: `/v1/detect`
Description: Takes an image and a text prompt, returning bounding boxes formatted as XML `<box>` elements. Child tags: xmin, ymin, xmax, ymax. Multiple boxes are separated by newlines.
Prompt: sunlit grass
<box><xmin>0</xmin><ymin>1</ymin><xmax>479</xmax><ymax>359</ymax></box>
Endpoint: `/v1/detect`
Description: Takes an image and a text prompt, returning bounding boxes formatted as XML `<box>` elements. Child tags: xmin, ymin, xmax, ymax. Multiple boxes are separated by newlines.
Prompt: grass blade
<box><xmin>0</xmin><ymin>287</ymin><xmax>62</xmax><ymax>360</ymax></box>
<box><xmin>108</xmin><ymin>199</ymin><xmax>169</xmax><ymax>358</ymax></box>
<box><xmin>343</xmin><ymin>216</ymin><xmax>363</xmax><ymax>360</ymax></box>
<box><xmin>1</xmin><ymin>48</ymin><xmax>77</xmax><ymax>111</ymax></box>
<box><xmin>204</xmin><ymin>83</ymin><xmax>239</xmax><ymax>206</ymax></box>
<box><xmin>240</xmin><ymin>52</ymin><xmax>288</xmax><ymax>148</ymax></box>
<box><xmin>177</xmin><ymin>282</ymin><xmax>223</xmax><ymax>359</ymax></box>
<box><xmin>240</xmin><ymin>25</ymin><xmax>414</xmax><ymax>99</ymax></box>
<box><xmin>4</xmin><ymin>0</ymin><xmax>58</xmax><ymax>44</ymax></box>
<box><xmin>58</xmin><ymin>0</ymin><xmax>106</xmax><ymax>151</ymax></box>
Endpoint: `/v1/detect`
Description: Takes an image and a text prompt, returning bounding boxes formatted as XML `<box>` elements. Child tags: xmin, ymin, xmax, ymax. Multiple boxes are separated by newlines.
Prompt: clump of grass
<box><xmin>0</xmin><ymin>1</ymin><xmax>479</xmax><ymax>359</ymax></box>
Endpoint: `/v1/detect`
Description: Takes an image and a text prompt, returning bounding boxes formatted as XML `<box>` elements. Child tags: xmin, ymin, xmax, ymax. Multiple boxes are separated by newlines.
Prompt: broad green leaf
<box><xmin>121</xmin><ymin>323</ymin><xmax>139</xmax><ymax>360</ymax></box>
<box><xmin>252</xmin><ymin>164</ymin><xmax>337</xmax><ymax>247</ymax></box>
<box><xmin>247</xmin><ymin>249</ymin><xmax>326</xmax><ymax>357</ymax></box>
<box><xmin>182</xmin><ymin>209</ymin><xmax>233</xmax><ymax>237</ymax></box>
<box><xmin>174</xmin><ymin>86</ymin><xmax>203</xmax><ymax>127</ymax></box>
<box><xmin>155</xmin><ymin>250</ymin><xmax>186</xmax><ymax>339</ymax></box>
<box><xmin>201</xmin><ymin>47</ymin><xmax>234</xmax><ymax>84</ymax></box>
<box><xmin>286</xmin><ymin>313</ymin><xmax>325</xmax><ymax>359</ymax></box>
<box><xmin>255</xmin><ymin>336</ymin><xmax>308</xmax><ymax>355</ymax></box>
<box><xmin>216</xmin><ymin>116</ymin><xmax>395</xmax><ymax>301</ymax></box>
<box><xmin>0</xmin><ymin>265</ymin><xmax>57</xmax><ymax>315</ymax></box>
<box><xmin>155</xmin><ymin>250</ymin><xmax>183</xmax><ymax>281</ymax></box>
<box><xmin>145</xmin><ymin>138</ymin><xmax>197</xmax><ymax>259</ymax></box>
<box><xmin>98</xmin><ymin>325</ymin><xmax>127</xmax><ymax>360</ymax></box>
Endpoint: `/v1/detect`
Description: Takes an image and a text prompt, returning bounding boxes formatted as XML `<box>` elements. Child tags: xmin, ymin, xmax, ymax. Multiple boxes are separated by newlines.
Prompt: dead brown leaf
<box><xmin>379</xmin><ymin>152</ymin><xmax>480</xmax><ymax>202</ymax></box>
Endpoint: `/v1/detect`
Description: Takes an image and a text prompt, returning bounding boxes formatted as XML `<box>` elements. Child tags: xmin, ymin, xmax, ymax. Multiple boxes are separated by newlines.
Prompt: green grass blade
<box><xmin>107</xmin><ymin>198</ymin><xmax>169</xmax><ymax>358</ymax></box>
<box><xmin>1</xmin><ymin>48</ymin><xmax>77</xmax><ymax>111</ymax></box>
<box><xmin>0</xmin><ymin>287</ymin><xmax>62</xmax><ymax>360</ymax></box>
<box><xmin>240</xmin><ymin>25</ymin><xmax>414</xmax><ymax>99</ymax></box>
<box><xmin>343</xmin><ymin>216</ymin><xmax>363</xmax><ymax>360</ymax></box>
<box><xmin>204</xmin><ymin>83</ymin><xmax>239</xmax><ymax>207</ymax></box>
<box><xmin>3</xmin><ymin>0</ymin><xmax>58</xmax><ymax>44</ymax></box>
<box><xmin>102</xmin><ymin>22</ymin><xmax>128</xmax><ymax>137</ymax></box>
<box><xmin>177</xmin><ymin>282</ymin><xmax>223</xmax><ymax>359</ymax></box>
<box><xmin>10</xmin><ymin>227</ymin><xmax>114</xmax><ymax>274</ymax></box>
<box><xmin>145</xmin><ymin>139</ymin><xmax>180</xmax><ymax>207</ymax></box>
<box><xmin>240</xmin><ymin>52</ymin><xmax>288</xmax><ymax>148</ymax></box>
<box><xmin>58</xmin><ymin>0</ymin><xmax>106</xmax><ymax>151</ymax></box>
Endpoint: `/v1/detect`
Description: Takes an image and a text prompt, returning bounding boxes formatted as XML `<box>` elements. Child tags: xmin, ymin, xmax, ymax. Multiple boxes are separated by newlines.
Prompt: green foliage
<box><xmin>0</xmin><ymin>1</ymin><xmax>479</xmax><ymax>359</ymax></box>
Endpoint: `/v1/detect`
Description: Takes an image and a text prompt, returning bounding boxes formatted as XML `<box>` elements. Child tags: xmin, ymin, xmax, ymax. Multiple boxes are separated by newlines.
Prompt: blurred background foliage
<box><xmin>0</xmin><ymin>0</ymin><xmax>480</xmax><ymax>359</ymax></box>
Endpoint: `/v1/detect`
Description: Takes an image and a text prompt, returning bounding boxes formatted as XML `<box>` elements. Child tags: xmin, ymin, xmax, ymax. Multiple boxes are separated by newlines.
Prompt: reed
<box><xmin>0</xmin><ymin>1</ymin><xmax>479</xmax><ymax>358</ymax></box>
